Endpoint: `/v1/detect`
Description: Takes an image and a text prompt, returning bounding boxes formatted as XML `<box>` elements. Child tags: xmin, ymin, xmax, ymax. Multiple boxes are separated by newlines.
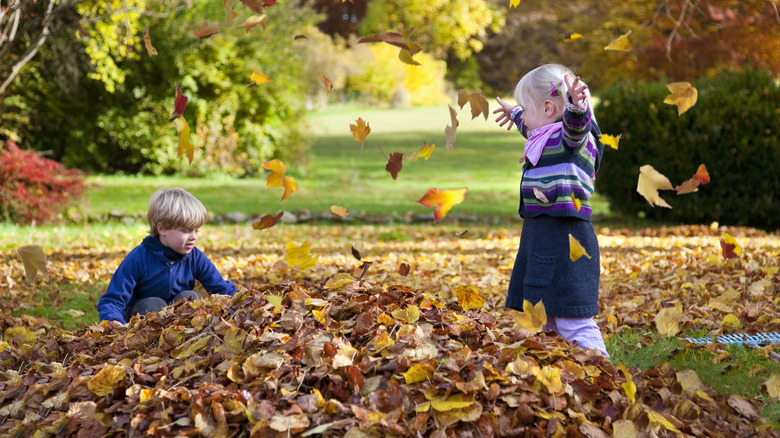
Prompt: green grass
<box><xmin>11</xmin><ymin>282</ymin><xmax>107</xmax><ymax>331</ymax></box>
<box><xmin>80</xmin><ymin>105</ymin><xmax>611</xmax><ymax>220</ymax></box>
<box><xmin>608</xmin><ymin>329</ymin><xmax>780</xmax><ymax>425</ymax></box>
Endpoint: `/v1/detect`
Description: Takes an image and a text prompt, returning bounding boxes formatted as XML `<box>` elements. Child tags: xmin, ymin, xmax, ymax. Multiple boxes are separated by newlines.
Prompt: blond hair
<box><xmin>147</xmin><ymin>188</ymin><xmax>207</xmax><ymax>236</ymax></box>
<box><xmin>513</xmin><ymin>64</ymin><xmax>595</xmax><ymax>121</ymax></box>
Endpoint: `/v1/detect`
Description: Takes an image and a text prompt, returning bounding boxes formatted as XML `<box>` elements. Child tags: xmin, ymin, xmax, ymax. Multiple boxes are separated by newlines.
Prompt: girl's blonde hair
<box><xmin>513</xmin><ymin>64</ymin><xmax>595</xmax><ymax>120</ymax></box>
<box><xmin>147</xmin><ymin>188</ymin><xmax>207</xmax><ymax>236</ymax></box>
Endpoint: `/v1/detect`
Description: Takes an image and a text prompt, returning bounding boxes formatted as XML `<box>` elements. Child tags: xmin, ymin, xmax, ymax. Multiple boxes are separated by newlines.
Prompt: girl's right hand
<box><xmin>493</xmin><ymin>96</ymin><xmax>517</xmax><ymax>131</ymax></box>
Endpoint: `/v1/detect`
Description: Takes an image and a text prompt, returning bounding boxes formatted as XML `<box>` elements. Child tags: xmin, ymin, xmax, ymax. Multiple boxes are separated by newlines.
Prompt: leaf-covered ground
<box><xmin>1</xmin><ymin>223</ymin><xmax>779</xmax><ymax>436</ymax></box>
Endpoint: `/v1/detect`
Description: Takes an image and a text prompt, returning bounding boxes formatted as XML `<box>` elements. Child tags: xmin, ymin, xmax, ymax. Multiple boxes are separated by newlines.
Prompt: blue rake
<box><xmin>683</xmin><ymin>332</ymin><xmax>780</xmax><ymax>346</ymax></box>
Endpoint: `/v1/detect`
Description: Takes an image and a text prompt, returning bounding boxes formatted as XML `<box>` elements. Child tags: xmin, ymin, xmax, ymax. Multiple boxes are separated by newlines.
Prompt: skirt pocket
<box><xmin>524</xmin><ymin>254</ymin><xmax>556</xmax><ymax>288</ymax></box>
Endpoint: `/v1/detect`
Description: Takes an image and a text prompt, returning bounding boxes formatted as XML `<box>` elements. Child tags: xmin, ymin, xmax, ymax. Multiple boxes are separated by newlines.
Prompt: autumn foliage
<box><xmin>0</xmin><ymin>140</ymin><xmax>86</xmax><ymax>224</ymax></box>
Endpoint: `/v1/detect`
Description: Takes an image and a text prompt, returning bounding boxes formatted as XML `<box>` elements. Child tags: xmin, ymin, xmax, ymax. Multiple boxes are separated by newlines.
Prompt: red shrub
<box><xmin>0</xmin><ymin>140</ymin><xmax>87</xmax><ymax>224</ymax></box>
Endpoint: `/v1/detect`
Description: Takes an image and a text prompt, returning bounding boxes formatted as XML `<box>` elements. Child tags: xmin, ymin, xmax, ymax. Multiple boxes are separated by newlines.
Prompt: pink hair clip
<box><xmin>550</xmin><ymin>82</ymin><xmax>561</xmax><ymax>97</ymax></box>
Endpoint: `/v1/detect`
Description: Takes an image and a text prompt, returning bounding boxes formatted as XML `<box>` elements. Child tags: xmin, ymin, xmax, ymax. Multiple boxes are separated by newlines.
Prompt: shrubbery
<box><xmin>0</xmin><ymin>140</ymin><xmax>86</xmax><ymax>224</ymax></box>
<box><xmin>596</xmin><ymin>69</ymin><xmax>780</xmax><ymax>229</ymax></box>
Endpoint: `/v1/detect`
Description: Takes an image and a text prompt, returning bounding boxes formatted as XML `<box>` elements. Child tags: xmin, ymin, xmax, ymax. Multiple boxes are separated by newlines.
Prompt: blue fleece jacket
<box><xmin>97</xmin><ymin>238</ymin><xmax>237</xmax><ymax>323</ymax></box>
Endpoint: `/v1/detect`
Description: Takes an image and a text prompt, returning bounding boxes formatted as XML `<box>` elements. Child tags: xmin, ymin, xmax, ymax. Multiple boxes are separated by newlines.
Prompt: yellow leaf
<box><xmin>140</xmin><ymin>388</ymin><xmax>155</xmax><ymax>403</ymax></box>
<box><xmin>645</xmin><ymin>409</ymin><xmax>680</xmax><ymax>433</ymax></box>
<box><xmin>377</xmin><ymin>312</ymin><xmax>394</xmax><ymax>326</ymax></box>
<box><xmin>266</xmin><ymin>295</ymin><xmax>283</xmax><ymax>307</ymax></box>
<box><xmin>284</xmin><ymin>240</ymin><xmax>319</xmax><ymax>270</ymax></box>
<box><xmin>569</xmin><ymin>234</ymin><xmax>591</xmax><ymax>261</ymax></box>
<box><xmin>457</xmin><ymin>89</ymin><xmax>490</xmax><ymax>120</ymax></box>
<box><xmin>425</xmin><ymin>393</ymin><xmax>474</xmax><ymax>412</ymax></box>
<box><xmin>407</xmin><ymin>142</ymin><xmax>435</xmax><ymax>161</ymax></box>
<box><xmin>172</xmin><ymin>117</ymin><xmax>194</xmax><ymax>164</ymax></box>
<box><xmin>88</xmin><ymin>364</ymin><xmax>126</xmax><ymax>396</ymax></box>
<box><xmin>262</xmin><ymin>159</ymin><xmax>297</xmax><ymax>201</ymax></box>
<box><xmin>224</xmin><ymin>0</ymin><xmax>239</xmax><ymax>25</ymax></box>
<box><xmin>563</xmin><ymin>33</ymin><xmax>582</xmax><ymax>42</ymax></box>
<box><xmin>4</xmin><ymin>326</ymin><xmax>37</xmax><ymax>344</ymax></box>
<box><xmin>663</xmin><ymin>82</ymin><xmax>698</xmax><ymax>115</ymax></box>
<box><xmin>637</xmin><ymin>164</ymin><xmax>673</xmax><ymax>208</ymax></box>
<box><xmin>220</xmin><ymin>326</ymin><xmax>247</xmax><ymax>354</ymax></box>
<box><xmin>764</xmin><ymin>375</ymin><xmax>780</xmax><ymax>400</ymax></box>
<box><xmin>249</xmin><ymin>71</ymin><xmax>272</xmax><ymax>85</ymax></box>
<box><xmin>16</xmin><ymin>244</ymin><xmax>48</xmax><ymax>282</ymax></box>
<box><xmin>403</xmin><ymin>362</ymin><xmax>435</xmax><ymax>384</ymax></box>
<box><xmin>513</xmin><ymin>299</ymin><xmax>547</xmax><ymax>333</ymax></box>
<box><xmin>720</xmin><ymin>232</ymin><xmax>742</xmax><ymax>259</ymax></box>
<box><xmin>324</xmin><ymin>273</ymin><xmax>355</xmax><ymax>290</ymax></box>
<box><xmin>312</xmin><ymin>309</ymin><xmax>327</xmax><ymax>325</ymax></box>
<box><xmin>350</xmin><ymin>117</ymin><xmax>371</xmax><ymax>143</ymax></box>
<box><xmin>454</xmin><ymin>285</ymin><xmax>483</xmax><ymax>311</ymax></box>
<box><xmin>391</xmin><ymin>305</ymin><xmax>420</xmax><ymax>324</ymax></box>
<box><xmin>619</xmin><ymin>363</ymin><xmax>636</xmax><ymax>403</ymax></box>
<box><xmin>509</xmin><ymin>0</ymin><xmax>520</xmax><ymax>7</ymax></box>
<box><xmin>444</xmin><ymin>105</ymin><xmax>458</xmax><ymax>150</ymax></box>
<box><xmin>604</xmin><ymin>30</ymin><xmax>632</xmax><ymax>51</ymax></box>
<box><xmin>369</xmin><ymin>331</ymin><xmax>394</xmax><ymax>352</ymax></box>
<box><xmin>599</xmin><ymin>133</ymin><xmax>621</xmax><ymax>150</ymax></box>
<box><xmin>538</xmin><ymin>366</ymin><xmax>563</xmax><ymax>394</ymax></box>
<box><xmin>417</xmin><ymin>187</ymin><xmax>468</xmax><ymax>222</ymax></box>
<box><xmin>676</xmin><ymin>369</ymin><xmax>702</xmax><ymax>394</ymax></box>
<box><xmin>612</xmin><ymin>419</ymin><xmax>638</xmax><ymax>438</ymax></box>
<box><xmin>143</xmin><ymin>23</ymin><xmax>157</xmax><ymax>56</ymax></box>
<box><xmin>330</xmin><ymin>205</ymin><xmax>349</xmax><ymax>218</ymax></box>
<box><xmin>654</xmin><ymin>302</ymin><xmax>684</xmax><ymax>337</ymax></box>
<box><xmin>570</xmin><ymin>193</ymin><xmax>581</xmax><ymax>211</ymax></box>
<box><xmin>722</xmin><ymin>313</ymin><xmax>741</xmax><ymax>328</ymax></box>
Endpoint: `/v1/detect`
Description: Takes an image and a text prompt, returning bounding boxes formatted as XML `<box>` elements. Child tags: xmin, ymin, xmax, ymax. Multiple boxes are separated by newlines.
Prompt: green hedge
<box><xmin>596</xmin><ymin>69</ymin><xmax>780</xmax><ymax>229</ymax></box>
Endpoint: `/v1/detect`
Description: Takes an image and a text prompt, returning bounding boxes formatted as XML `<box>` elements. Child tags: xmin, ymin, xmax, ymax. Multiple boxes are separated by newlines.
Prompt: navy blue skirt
<box><xmin>506</xmin><ymin>215</ymin><xmax>600</xmax><ymax>318</ymax></box>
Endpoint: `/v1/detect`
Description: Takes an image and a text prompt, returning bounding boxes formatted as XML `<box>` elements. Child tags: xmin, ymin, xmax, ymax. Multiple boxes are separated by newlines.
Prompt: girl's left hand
<box><xmin>564</xmin><ymin>74</ymin><xmax>588</xmax><ymax>111</ymax></box>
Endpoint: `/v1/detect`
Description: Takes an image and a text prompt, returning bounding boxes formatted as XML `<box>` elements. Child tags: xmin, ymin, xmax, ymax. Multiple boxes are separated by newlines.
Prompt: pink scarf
<box><xmin>521</xmin><ymin>122</ymin><xmax>562</xmax><ymax>166</ymax></box>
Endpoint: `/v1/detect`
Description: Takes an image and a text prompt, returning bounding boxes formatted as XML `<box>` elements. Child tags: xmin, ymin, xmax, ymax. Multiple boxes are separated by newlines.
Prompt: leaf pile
<box><xmin>1</xmin><ymin>276</ymin><xmax>778</xmax><ymax>436</ymax></box>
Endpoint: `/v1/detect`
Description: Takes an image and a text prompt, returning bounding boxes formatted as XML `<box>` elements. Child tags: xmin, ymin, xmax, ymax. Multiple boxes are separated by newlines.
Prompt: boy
<box><xmin>97</xmin><ymin>188</ymin><xmax>237</xmax><ymax>324</ymax></box>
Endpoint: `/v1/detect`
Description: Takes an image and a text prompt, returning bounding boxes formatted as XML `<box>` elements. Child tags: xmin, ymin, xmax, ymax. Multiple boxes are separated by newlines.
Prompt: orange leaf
<box><xmin>319</xmin><ymin>74</ymin><xmax>333</xmax><ymax>95</ymax></box>
<box><xmin>417</xmin><ymin>187</ymin><xmax>468</xmax><ymax>222</ymax></box>
<box><xmin>252</xmin><ymin>211</ymin><xmax>284</xmax><ymax>230</ymax></box>
<box><xmin>330</xmin><ymin>205</ymin><xmax>349</xmax><ymax>218</ymax></box>
<box><xmin>350</xmin><ymin>118</ymin><xmax>371</xmax><ymax>152</ymax></box>
<box><xmin>239</xmin><ymin>0</ymin><xmax>264</xmax><ymax>14</ymax></box>
<box><xmin>457</xmin><ymin>90</ymin><xmax>490</xmax><ymax>120</ymax></box>
<box><xmin>445</xmin><ymin>105</ymin><xmax>458</xmax><ymax>150</ymax></box>
<box><xmin>676</xmin><ymin>164</ymin><xmax>710</xmax><ymax>194</ymax></box>
<box><xmin>246</xmin><ymin>71</ymin><xmax>272</xmax><ymax>88</ymax></box>
<box><xmin>385</xmin><ymin>152</ymin><xmax>403</xmax><ymax>180</ymax></box>
<box><xmin>194</xmin><ymin>21</ymin><xmax>220</xmax><ymax>39</ymax></box>
<box><xmin>143</xmin><ymin>23</ymin><xmax>157</xmax><ymax>56</ymax></box>
<box><xmin>694</xmin><ymin>163</ymin><xmax>710</xmax><ymax>184</ymax></box>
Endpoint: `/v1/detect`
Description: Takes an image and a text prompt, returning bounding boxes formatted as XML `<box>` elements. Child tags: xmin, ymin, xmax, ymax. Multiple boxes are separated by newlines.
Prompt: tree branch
<box><xmin>0</xmin><ymin>0</ymin><xmax>55</xmax><ymax>95</ymax></box>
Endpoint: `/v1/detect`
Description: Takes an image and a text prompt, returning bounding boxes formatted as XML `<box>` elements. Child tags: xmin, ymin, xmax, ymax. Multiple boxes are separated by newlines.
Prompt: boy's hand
<box><xmin>564</xmin><ymin>74</ymin><xmax>588</xmax><ymax>111</ymax></box>
<box><xmin>493</xmin><ymin>96</ymin><xmax>517</xmax><ymax>131</ymax></box>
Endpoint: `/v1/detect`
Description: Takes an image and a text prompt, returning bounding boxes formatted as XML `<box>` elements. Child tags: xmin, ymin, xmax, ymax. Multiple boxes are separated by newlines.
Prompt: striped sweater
<box><xmin>511</xmin><ymin>102</ymin><xmax>604</xmax><ymax>221</ymax></box>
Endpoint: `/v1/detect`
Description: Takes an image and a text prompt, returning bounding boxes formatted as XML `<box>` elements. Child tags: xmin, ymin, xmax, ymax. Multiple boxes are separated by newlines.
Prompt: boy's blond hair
<box><xmin>147</xmin><ymin>188</ymin><xmax>208</xmax><ymax>236</ymax></box>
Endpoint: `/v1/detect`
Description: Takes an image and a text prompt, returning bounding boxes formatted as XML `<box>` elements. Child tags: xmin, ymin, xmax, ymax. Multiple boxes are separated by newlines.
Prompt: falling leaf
<box><xmin>564</xmin><ymin>33</ymin><xmax>583</xmax><ymax>42</ymax></box>
<box><xmin>618</xmin><ymin>363</ymin><xmax>637</xmax><ymax>403</ymax></box>
<box><xmin>676</xmin><ymin>164</ymin><xmax>710</xmax><ymax>194</ymax></box>
<box><xmin>88</xmin><ymin>364</ymin><xmax>126</xmax><ymax>396</ymax></box>
<box><xmin>664</xmin><ymin>82</ymin><xmax>698</xmax><ymax>115</ymax></box>
<box><xmin>533</xmin><ymin>188</ymin><xmax>549</xmax><ymax>203</ymax></box>
<box><xmin>398</xmin><ymin>47</ymin><xmax>421</xmax><ymax>66</ymax></box>
<box><xmin>454</xmin><ymin>285</ymin><xmax>483</xmax><ymax>311</ymax></box>
<box><xmin>194</xmin><ymin>21</ymin><xmax>220</xmax><ymax>39</ymax></box>
<box><xmin>600</xmin><ymin>133</ymin><xmax>621</xmax><ymax>150</ymax></box>
<box><xmin>398</xmin><ymin>261</ymin><xmax>411</xmax><ymax>276</ymax></box>
<box><xmin>604</xmin><ymin>30</ymin><xmax>632</xmax><ymax>51</ymax></box>
<box><xmin>351</xmin><ymin>242</ymin><xmax>364</xmax><ymax>260</ymax></box>
<box><xmin>170</xmin><ymin>83</ymin><xmax>188</xmax><ymax>120</ymax></box>
<box><xmin>445</xmin><ymin>105</ymin><xmax>459</xmax><ymax>150</ymax></box>
<box><xmin>570</xmin><ymin>193</ymin><xmax>581</xmax><ymax>211</ymax></box>
<box><xmin>330</xmin><ymin>206</ymin><xmax>349</xmax><ymax>218</ymax></box>
<box><xmin>172</xmin><ymin>117</ymin><xmax>194</xmax><ymax>165</ymax></box>
<box><xmin>417</xmin><ymin>187</ymin><xmax>468</xmax><ymax>222</ymax></box>
<box><xmin>385</xmin><ymin>152</ymin><xmax>403</xmax><ymax>180</ymax></box>
<box><xmin>239</xmin><ymin>0</ymin><xmax>264</xmax><ymax>14</ymax></box>
<box><xmin>262</xmin><ymin>159</ymin><xmax>297</xmax><ymax>201</ymax></box>
<box><xmin>655</xmin><ymin>302</ymin><xmax>684</xmax><ymax>337</ymax></box>
<box><xmin>637</xmin><ymin>164</ymin><xmax>673</xmax><ymax>208</ymax></box>
<box><xmin>252</xmin><ymin>211</ymin><xmax>284</xmax><ymax>230</ymax></box>
<box><xmin>294</xmin><ymin>34</ymin><xmax>309</xmax><ymax>40</ymax></box>
<box><xmin>764</xmin><ymin>375</ymin><xmax>780</xmax><ymax>400</ymax></box>
<box><xmin>143</xmin><ymin>23</ymin><xmax>157</xmax><ymax>56</ymax></box>
<box><xmin>509</xmin><ymin>0</ymin><xmax>521</xmax><ymax>7</ymax></box>
<box><xmin>457</xmin><ymin>90</ymin><xmax>490</xmax><ymax>120</ymax></box>
<box><xmin>224</xmin><ymin>0</ymin><xmax>239</xmax><ymax>25</ymax></box>
<box><xmin>16</xmin><ymin>244</ymin><xmax>47</xmax><ymax>282</ymax></box>
<box><xmin>357</xmin><ymin>27</ymin><xmax>418</xmax><ymax>52</ymax></box>
<box><xmin>247</xmin><ymin>71</ymin><xmax>272</xmax><ymax>88</ymax></box>
<box><xmin>239</xmin><ymin>15</ymin><xmax>267</xmax><ymax>33</ymax></box>
<box><xmin>407</xmin><ymin>142</ymin><xmax>435</xmax><ymax>161</ymax></box>
<box><xmin>319</xmin><ymin>74</ymin><xmax>333</xmax><ymax>95</ymax></box>
<box><xmin>284</xmin><ymin>240</ymin><xmax>319</xmax><ymax>270</ymax></box>
<box><xmin>720</xmin><ymin>233</ymin><xmax>742</xmax><ymax>259</ymax></box>
<box><xmin>513</xmin><ymin>299</ymin><xmax>547</xmax><ymax>333</ymax></box>
<box><xmin>350</xmin><ymin>117</ymin><xmax>371</xmax><ymax>153</ymax></box>
<box><xmin>454</xmin><ymin>230</ymin><xmax>468</xmax><ymax>237</ymax></box>
<box><xmin>569</xmin><ymin>234</ymin><xmax>591</xmax><ymax>261</ymax></box>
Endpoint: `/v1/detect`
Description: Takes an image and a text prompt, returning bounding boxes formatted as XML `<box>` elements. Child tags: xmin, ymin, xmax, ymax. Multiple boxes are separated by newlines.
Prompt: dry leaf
<box><xmin>676</xmin><ymin>164</ymin><xmax>710</xmax><ymax>194</ymax></box>
<box><xmin>143</xmin><ymin>23</ymin><xmax>157</xmax><ymax>56</ymax></box>
<box><xmin>655</xmin><ymin>302</ymin><xmax>684</xmax><ymax>337</ymax></box>
<box><xmin>224</xmin><ymin>0</ymin><xmax>239</xmax><ymax>25</ymax></box>
<box><xmin>16</xmin><ymin>244</ymin><xmax>47</xmax><ymax>282</ymax></box>
<box><xmin>194</xmin><ymin>21</ymin><xmax>220</xmax><ymax>39</ymax></box>
<box><xmin>604</xmin><ymin>30</ymin><xmax>632</xmax><ymax>51</ymax></box>
<box><xmin>319</xmin><ymin>74</ymin><xmax>333</xmax><ymax>95</ymax></box>
<box><xmin>262</xmin><ymin>159</ymin><xmax>297</xmax><ymax>201</ymax></box>
<box><xmin>454</xmin><ymin>285</ymin><xmax>483</xmax><ymax>311</ymax></box>
<box><xmin>720</xmin><ymin>233</ymin><xmax>742</xmax><ymax>259</ymax></box>
<box><xmin>252</xmin><ymin>211</ymin><xmax>284</xmax><ymax>230</ymax></box>
<box><xmin>284</xmin><ymin>240</ymin><xmax>318</xmax><ymax>270</ymax></box>
<box><xmin>569</xmin><ymin>234</ymin><xmax>591</xmax><ymax>261</ymax></box>
<box><xmin>513</xmin><ymin>299</ymin><xmax>547</xmax><ymax>333</ymax></box>
<box><xmin>239</xmin><ymin>15</ymin><xmax>267</xmax><ymax>33</ymax></box>
<box><xmin>457</xmin><ymin>90</ymin><xmax>490</xmax><ymax>120</ymax></box>
<box><xmin>445</xmin><ymin>105</ymin><xmax>459</xmax><ymax>150</ymax></box>
<box><xmin>385</xmin><ymin>152</ymin><xmax>403</xmax><ymax>180</ymax></box>
<box><xmin>417</xmin><ymin>187</ymin><xmax>468</xmax><ymax>222</ymax></box>
<box><xmin>637</xmin><ymin>164</ymin><xmax>673</xmax><ymax>208</ymax></box>
<box><xmin>170</xmin><ymin>82</ymin><xmax>188</xmax><ymax>120</ymax></box>
<box><xmin>172</xmin><ymin>117</ymin><xmax>194</xmax><ymax>165</ymax></box>
<box><xmin>664</xmin><ymin>82</ymin><xmax>698</xmax><ymax>115</ymax></box>
<box><xmin>407</xmin><ymin>142</ymin><xmax>435</xmax><ymax>161</ymax></box>
<box><xmin>599</xmin><ymin>133</ymin><xmax>621</xmax><ymax>150</ymax></box>
<box><xmin>564</xmin><ymin>33</ymin><xmax>583</xmax><ymax>42</ymax></box>
<box><xmin>330</xmin><ymin>206</ymin><xmax>349</xmax><ymax>218</ymax></box>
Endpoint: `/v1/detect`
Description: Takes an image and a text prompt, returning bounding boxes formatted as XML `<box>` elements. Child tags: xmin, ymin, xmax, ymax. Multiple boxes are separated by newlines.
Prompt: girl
<box><xmin>493</xmin><ymin>64</ymin><xmax>608</xmax><ymax>356</ymax></box>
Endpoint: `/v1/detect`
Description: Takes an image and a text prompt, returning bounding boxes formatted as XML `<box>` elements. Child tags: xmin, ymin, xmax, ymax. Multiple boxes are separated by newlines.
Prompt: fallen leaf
<box><xmin>330</xmin><ymin>205</ymin><xmax>349</xmax><ymax>218</ymax></box>
<box><xmin>143</xmin><ymin>23</ymin><xmax>157</xmax><ymax>56</ymax></box>
<box><xmin>564</xmin><ymin>33</ymin><xmax>582</xmax><ymax>42</ymax></box>
<box><xmin>172</xmin><ymin>117</ymin><xmax>194</xmax><ymax>164</ymax></box>
<box><xmin>664</xmin><ymin>82</ymin><xmax>698</xmax><ymax>115</ymax></box>
<box><xmin>385</xmin><ymin>152</ymin><xmax>403</xmax><ymax>180</ymax></box>
<box><xmin>445</xmin><ymin>105</ymin><xmax>459</xmax><ymax>150</ymax></box>
<box><xmin>88</xmin><ymin>364</ymin><xmax>126</xmax><ymax>396</ymax></box>
<box><xmin>764</xmin><ymin>375</ymin><xmax>780</xmax><ymax>400</ymax></box>
<box><xmin>454</xmin><ymin>285</ymin><xmax>483</xmax><ymax>311</ymax></box>
<box><xmin>600</xmin><ymin>133</ymin><xmax>621</xmax><ymax>150</ymax></box>
<box><xmin>569</xmin><ymin>234</ymin><xmax>591</xmax><ymax>261</ymax></box>
<box><xmin>239</xmin><ymin>0</ymin><xmax>264</xmax><ymax>14</ymax></box>
<box><xmin>284</xmin><ymin>240</ymin><xmax>319</xmax><ymax>270</ymax></box>
<box><xmin>637</xmin><ymin>164</ymin><xmax>673</xmax><ymax>208</ymax></box>
<box><xmin>403</xmin><ymin>362</ymin><xmax>435</xmax><ymax>384</ymax></box>
<box><xmin>417</xmin><ymin>187</ymin><xmax>468</xmax><ymax>222</ymax></box>
<box><xmin>457</xmin><ymin>90</ymin><xmax>490</xmax><ymax>120</ymax></box>
<box><xmin>426</xmin><ymin>393</ymin><xmax>474</xmax><ymax>412</ymax></box>
<box><xmin>252</xmin><ymin>211</ymin><xmax>284</xmax><ymax>230</ymax></box>
<box><xmin>720</xmin><ymin>233</ymin><xmax>742</xmax><ymax>259</ymax></box>
<box><xmin>194</xmin><ymin>21</ymin><xmax>220</xmax><ymax>39</ymax></box>
<box><xmin>604</xmin><ymin>30</ymin><xmax>632</xmax><ymax>51</ymax></box>
<box><xmin>619</xmin><ymin>363</ymin><xmax>637</xmax><ymax>403</ymax></box>
<box><xmin>16</xmin><ymin>244</ymin><xmax>48</xmax><ymax>282</ymax></box>
<box><xmin>269</xmin><ymin>413</ymin><xmax>310</xmax><ymax>432</ymax></box>
<box><xmin>513</xmin><ymin>299</ymin><xmax>547</xmax><ymax>333</ymax></box>
<box><xmin>655</xmin><ymin>302</ymin><xmax>684</xmax><ymax>337</ymax></box>
<box><xmin>170</xmin><ymin>83</ymin><xmax>188</xmax><ymax>120</ymax></box>
<box><xmin>239</xmin><ymin>14</ymin><xmax>267</xmax><ymax>33</ymax></box>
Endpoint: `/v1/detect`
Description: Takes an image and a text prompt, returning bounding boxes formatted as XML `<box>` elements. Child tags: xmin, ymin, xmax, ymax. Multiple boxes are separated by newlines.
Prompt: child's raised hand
<box><xmin>493</xmin><ymin>96</ymin><xmax>517</xmax><ymax>131</ymax></box>
<box><xmin>564</xmin><ymin>74</ymin><xmax>588</xmax><ymax>111</ymax></box>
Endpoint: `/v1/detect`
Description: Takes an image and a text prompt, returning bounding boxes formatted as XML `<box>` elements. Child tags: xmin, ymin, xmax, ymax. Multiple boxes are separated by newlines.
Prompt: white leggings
<box><xmin>544</xmin><ymin>316</ymin><xmax>609</xmax><ymax>357</ymax></box>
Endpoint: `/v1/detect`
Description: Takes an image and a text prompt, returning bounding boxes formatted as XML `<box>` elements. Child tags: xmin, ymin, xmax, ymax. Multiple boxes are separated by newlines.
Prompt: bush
<box><xmin>0</xmin><ymin>140</ymin><xmax>87</xmax><ymax>224</ymax></box>
<box><xmin>596</xmin><ymin>69</ymin><xmax>780</xmax><ymax>229</ymax></box>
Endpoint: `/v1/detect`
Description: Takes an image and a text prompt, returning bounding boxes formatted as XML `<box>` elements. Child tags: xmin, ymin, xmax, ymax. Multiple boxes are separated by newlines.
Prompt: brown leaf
<box><xmin>385</xmin><ymin>152</ymin><xmax>403</xmax><ymax>180</ymax></box>
<box><xmin>252</xmin><ymin>211</ymin><xmax>284</xmax><ymax>230</ymax></box>
<box><xmin>194</xmin><ymin>21</ymin><xmax>220</xmax><ymax>39</ymax></box>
